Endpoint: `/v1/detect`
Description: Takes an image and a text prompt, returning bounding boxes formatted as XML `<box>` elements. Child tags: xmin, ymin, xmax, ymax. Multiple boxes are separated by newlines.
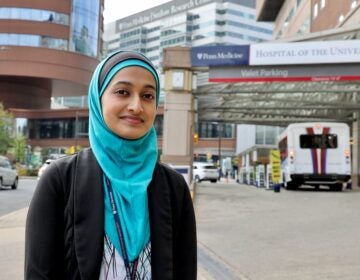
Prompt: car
<box><xmin>37</xmin><ymin>159</ymin><xmax>55</xmax><ymax>178</ymax></box>
<box><xmin>193</xmin><ymin>162</ymin><xmax>218</xmax><ymax>183</ymax></box>
<box><xmin>0</xmin><ymin>156</ymin><xmax>18</xmax><ymax>189</ymax></box>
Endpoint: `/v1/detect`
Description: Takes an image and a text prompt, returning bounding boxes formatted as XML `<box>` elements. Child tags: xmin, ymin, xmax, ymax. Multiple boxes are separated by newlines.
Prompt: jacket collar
<box><xmin>147</xmin><ymin>163</ymin><xmax>174</xmax><ymax>279</ymax></box>
<box><xmin>73</xmin><ymin>148</ymin><xmax>104</xmax><ymax>279</ymax></box>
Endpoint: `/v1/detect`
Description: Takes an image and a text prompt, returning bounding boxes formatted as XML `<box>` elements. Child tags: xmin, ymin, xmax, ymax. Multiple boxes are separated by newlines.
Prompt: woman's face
<box><xmin>101</xmin><ymin>66</ymin><xmax>157</xmax><ymax>140</ymax></box>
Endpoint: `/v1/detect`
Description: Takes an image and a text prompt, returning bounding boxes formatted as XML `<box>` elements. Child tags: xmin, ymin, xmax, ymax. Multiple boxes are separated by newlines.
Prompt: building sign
<box><xmin>191</xmin><ymin>45</ymin><xmax>250</xmax><ymax>67</ymax></box>
<box><xmin>116</xmin><ymin>0</ymin><xmax>212</xmax><ymax>32</ymax></box>
<box><xmin>209</xmin><ymin>64</ymin><xmax>360</xmax><ymax>82</ymax></box>
<box><xmin>250</xmin><ymin>40</ymin><xmax>360</xmax><ymax>65</ymax></box>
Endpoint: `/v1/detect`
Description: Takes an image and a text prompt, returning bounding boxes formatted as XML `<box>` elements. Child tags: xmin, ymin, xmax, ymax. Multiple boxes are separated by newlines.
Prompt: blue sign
<box><xmin>191</xmin><ymin>45</ymin><xmax>250</xmax><ymax>67</ymax></box>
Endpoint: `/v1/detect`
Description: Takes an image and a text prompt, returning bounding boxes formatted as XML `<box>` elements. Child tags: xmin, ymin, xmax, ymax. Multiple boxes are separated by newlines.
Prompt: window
<box><xmin>320</xmin><ymin>0</ymin><xmax>326</xmax><ymax>9</ymax></box>
<box><xmin>313</xmin><ymin>3</ymin><xmax>319</xmax><ymax>18</ymax></box>
<box><xmin>300</xmin><ymin>134</ymin><xmax>338</xmax><ymax>149</ymax></box>
<box><xmin>338</xmin><ymin>14</ymin><xmax>345</xmax><ymax>23</ymax></box>
<box><xmin>351</xmin><ymin>0</ymin><xmax>357</xmax><ymax>9</ymax></box>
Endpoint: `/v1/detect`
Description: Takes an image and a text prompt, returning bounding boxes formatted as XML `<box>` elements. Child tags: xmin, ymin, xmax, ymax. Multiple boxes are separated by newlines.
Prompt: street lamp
<box><xmin>212</xmin><ymin>122</ymin><xmax>222</xmax><ymax>178</ymax></box>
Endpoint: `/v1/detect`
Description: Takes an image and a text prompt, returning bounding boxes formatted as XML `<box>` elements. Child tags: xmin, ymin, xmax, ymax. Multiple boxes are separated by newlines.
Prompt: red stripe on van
<box><xmin>321</xmin><ymin>127</ymin><xmax>330</xmax><ymax>174</ymax></box>
<box><xmin>306</xmin><ymin>127</ymin><xmax>318</xmax><ymax>174</ymax></box>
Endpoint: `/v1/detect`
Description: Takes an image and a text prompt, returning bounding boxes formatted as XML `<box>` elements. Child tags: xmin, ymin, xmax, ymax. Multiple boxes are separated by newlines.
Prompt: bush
<box><xmin>16</xmin><ymin>165</ymin><xmax>39</xmax><ymax>177</ymax></box>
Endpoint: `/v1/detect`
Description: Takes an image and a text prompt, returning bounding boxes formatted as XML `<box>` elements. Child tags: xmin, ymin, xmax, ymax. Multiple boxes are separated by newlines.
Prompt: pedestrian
<box><xmin>25</xmin><ymin>50</ymin><xmax>197</xmax><ymax>279</ymax></box>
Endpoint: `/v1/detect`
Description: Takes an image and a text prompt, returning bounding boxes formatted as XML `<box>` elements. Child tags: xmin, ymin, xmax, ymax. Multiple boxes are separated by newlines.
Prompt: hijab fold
<box><xmin>88</xmin><ymin>51</ymin><xmax>160</xmax><ymax>261</ymax></box>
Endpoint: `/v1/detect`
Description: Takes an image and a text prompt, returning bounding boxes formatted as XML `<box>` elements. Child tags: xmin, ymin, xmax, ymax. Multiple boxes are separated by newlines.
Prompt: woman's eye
<box><xmin>143</xmin><ymin>93</ymin><xmax>155</xmax><ymax>100</ymax></box>
<box><xmin>114</xmin><ymin>89</ymin><xmax>128</xmax><ymax>96</ymax></box>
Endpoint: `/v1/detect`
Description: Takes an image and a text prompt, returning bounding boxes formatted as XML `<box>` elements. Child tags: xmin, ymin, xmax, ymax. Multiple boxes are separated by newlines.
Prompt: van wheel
<box><xmin>286</xmin><ymin>182</ymin><xmax>298</xmax><ymax>190</ymax></box>
<box><xmin>210</xmin><ymin>179</ymin><xmax>217</xmax><ymax>183</ymax></box>
<box><xmin>330</xmin><ymin>183</ymin><xmax>343</xmax><ymax>192</ymax></box>
<box><xmin>11</xmin><ymin>178</ymin><xmax>18</xmax><ymax>190</ymax></box>
<box><xmin>194</xmin><ymin>176</ymin><xmax>200</xmax><ymax>183</ymax></box>
<box><xmin>0</xmin><ymin>178</ymin><xmax>2</xmax><ymax>187</ymax></box>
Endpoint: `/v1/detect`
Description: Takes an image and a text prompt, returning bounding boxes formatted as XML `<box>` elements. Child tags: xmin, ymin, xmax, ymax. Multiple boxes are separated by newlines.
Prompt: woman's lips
<box><xmin>120</xmin><ymin>115</ymin><xmax>143</xmax><ymax>124</ymax></box>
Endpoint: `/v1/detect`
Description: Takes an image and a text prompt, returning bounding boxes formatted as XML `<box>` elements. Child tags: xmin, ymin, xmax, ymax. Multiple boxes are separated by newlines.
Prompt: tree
<box><xmin>0</xmin><ymin>103</ymin><xmax>14</xmax><ymax>154</ymax></box>
<box><xmin>10</xmin><ymin>136</ymin><xmax>27</xmax><ymax>163</ymax></box>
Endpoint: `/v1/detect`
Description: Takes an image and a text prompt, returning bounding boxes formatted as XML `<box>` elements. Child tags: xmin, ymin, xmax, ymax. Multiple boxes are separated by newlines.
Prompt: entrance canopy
<box><xmin>191</xmin><ymin>40</ymin><xmax>360</xmax><ymax>127</ymax></box>
<box><xmin>194</xmin><ymin>79</ymin><xmax>360</xmax><ymax>127</ymax></box>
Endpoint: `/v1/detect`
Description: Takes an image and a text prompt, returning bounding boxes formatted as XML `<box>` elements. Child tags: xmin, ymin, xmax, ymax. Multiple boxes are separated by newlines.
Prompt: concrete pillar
<box><xmin>161</xmin><ymin>91</ymin><xmax>194</xmax><ymax>166</ymax></box>
<box><xmin>160</xmin><ymin>47</ymin><xmax>194</xmax><ymax>186</ymax></box>
<box><xmin>352</xmin><ymin>113</ymin><xmax>360</xmax><ymax>190</ymax></box>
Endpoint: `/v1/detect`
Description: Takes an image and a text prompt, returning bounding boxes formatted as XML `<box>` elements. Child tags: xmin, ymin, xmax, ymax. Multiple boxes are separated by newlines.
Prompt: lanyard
<box><xmin>105</xmin><ymin>176</ymin><xmax>138</xmax><ymax>280</ymax></box>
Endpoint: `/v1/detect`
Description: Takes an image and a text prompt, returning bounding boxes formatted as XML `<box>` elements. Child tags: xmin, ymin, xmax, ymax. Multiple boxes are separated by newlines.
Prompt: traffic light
<box><xmin>69</xmin><ymin>145</ymin><xmax>75</xmax><ymax>154</ymax></box>
<box><xmin>193</xmin><ymin>133</ymin><xmax>199</xmax><ymax>144</ymax></box>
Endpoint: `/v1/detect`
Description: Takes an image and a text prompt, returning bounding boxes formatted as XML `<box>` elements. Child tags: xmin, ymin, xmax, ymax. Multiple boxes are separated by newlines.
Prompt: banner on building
<box><xmin>250</xmin><ymin>40</ymin><xmax>360</xmax><ymax>65</ymax></box>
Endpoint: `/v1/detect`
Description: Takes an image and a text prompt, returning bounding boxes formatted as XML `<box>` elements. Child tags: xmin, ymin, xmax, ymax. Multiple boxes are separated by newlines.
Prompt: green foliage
<box><xmin>0</xmin><ymin>103</ymin><xmax>14</xmax><ymax>155</ymax></box>
<box><xmin>10</xmin><ymin>136</ymin><xmax>27</xmax><ymax>163</ymax></box>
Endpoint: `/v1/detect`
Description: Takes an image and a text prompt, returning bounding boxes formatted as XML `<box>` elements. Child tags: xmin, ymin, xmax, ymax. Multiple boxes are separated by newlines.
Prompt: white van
<box><xmin>278</xmin><ymin>122</ymin><xmax>351</xmax><ymax>191</ymax></box>
<box><xmin>0</xmin><ymin>156</ymin><xmax>18</xmax><ymax>189</ymax></box>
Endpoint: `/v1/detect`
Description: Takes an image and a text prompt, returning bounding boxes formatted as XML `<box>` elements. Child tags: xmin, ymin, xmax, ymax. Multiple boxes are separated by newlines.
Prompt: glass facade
<box><xmin>23</xmin><ymin>118</ymin><xmax>88</xmax><ymax>140</ymax></box>
<box><xmin>0</xmin><ymin>34</ymin><xmax>68</xmax><ymax>50</ymax></box>
<box><xmin>70</xmin><ymin>0</ymin><xmax>100</xmax><ymax>57</ymax></box>
<box><xmin>0</xmin><ymin>7</ymin><xmax>69</xmax><ymax>25</ymax></box>
<box><xmin>0</xmin><ymin>3</ymin><xmax>101</xmax><ymax>57</ymax></box>
<box><xmin>0</xmin><ymin>7</ymin><xmax>69</xmax><ymax>50</ymax></box>
<box><xmin>255</xmin><ymin>126</ymin><xmax>284</xmax><ymax>145</ymax></box>
<box><xmin>198</xmin><ymin>122</ymin><xmax>235</xmax><ymax>138</ymax></box>
<box><xmin>17</xmin><ymin>115</ymin><xmax>164</xmax><ymax>141</ymax></box>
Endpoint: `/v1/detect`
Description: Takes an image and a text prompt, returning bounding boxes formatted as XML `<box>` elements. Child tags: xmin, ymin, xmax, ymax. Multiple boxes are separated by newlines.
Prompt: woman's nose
<box><xmin>128</xmin><ymin>95</ymin><xmax>143</xmax><ymax>113</ymax></box>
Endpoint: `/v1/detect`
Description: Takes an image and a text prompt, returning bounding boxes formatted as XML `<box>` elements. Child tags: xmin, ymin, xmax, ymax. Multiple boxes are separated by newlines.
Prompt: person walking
<box><xmin>25</xmin><ymin>50</ymin><xmax>197</xmax><ymax>280</ymax></box>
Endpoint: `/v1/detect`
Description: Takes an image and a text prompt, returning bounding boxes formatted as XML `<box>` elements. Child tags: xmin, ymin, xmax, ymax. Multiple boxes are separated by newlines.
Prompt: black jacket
<box><xmin>25</xmin><ymin>148</ymin><xmax>197</xmax><ymax>279</ymax></box>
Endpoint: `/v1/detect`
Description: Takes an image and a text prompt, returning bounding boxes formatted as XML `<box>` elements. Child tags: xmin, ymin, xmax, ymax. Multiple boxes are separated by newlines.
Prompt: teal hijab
<box><xmin>88</xmin><ymin>51</ymin><xmax>160</xmax><ymax>261</ymax></box>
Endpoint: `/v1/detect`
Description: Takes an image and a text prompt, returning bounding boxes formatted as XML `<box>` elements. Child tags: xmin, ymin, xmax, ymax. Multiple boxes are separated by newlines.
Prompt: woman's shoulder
<box><xmin>156</xmin><ymin>162</ymin><xmax>183</xmax><ymax>178</ymax></box>
<box><xmin>154</xmin><ymin>162</ymin><xmax>189</xmax><ymax>188</ymax></box>
<box><xmin>42</xmin><ymin>148</ymin><xmax>95</xmax><ymax>178</ymax></box>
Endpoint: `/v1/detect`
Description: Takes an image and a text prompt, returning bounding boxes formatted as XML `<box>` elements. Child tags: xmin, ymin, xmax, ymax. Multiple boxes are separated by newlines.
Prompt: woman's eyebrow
<box><xmin>144</xmin><ymin>84</ymin><xmax>156</xmax><ymax>91</ymax></box>
<box><xmin>112</xmin><ymin>80</ymin><xmax>156</xmax><ymax>91</ymax></box>
<box><xmin>111</xmin><ymin>80</ymin><xmax>131</xmax><ymax>87</ymax></box>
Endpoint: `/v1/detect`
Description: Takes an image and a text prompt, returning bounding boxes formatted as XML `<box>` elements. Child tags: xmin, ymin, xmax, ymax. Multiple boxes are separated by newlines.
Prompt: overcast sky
<box><xmin>103</xmin><ymin>0</ymin><xmax>171</xmax><ymax>23</ymax></box>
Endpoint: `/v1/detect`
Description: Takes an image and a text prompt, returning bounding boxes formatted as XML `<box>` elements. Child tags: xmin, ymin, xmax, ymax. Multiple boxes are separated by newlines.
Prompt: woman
<box><xmin>25</xmin><ymin>51</ymin><xmax>197</xmax><ymax>279</ymax></box>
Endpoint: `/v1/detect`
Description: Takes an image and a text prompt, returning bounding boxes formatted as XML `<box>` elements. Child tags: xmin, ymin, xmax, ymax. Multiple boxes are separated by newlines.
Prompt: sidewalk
<box><xmin>0</xmin><ymin>208</ymin><xmax>27</xmax><ymax>279</ymax></box>
<box><xmin>0</xmin><ymin>207</ymin><xmax>213</xmax><ymax>279</ymax></box>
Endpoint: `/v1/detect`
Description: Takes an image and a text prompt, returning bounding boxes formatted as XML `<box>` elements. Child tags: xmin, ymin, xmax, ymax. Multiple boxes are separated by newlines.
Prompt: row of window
<box><xmin>0</xmin><ymin>34</ymin><xmax>67</xmax><ymax>50</ymax></box>
<box><xmin>0</xmin><ymin>1</ymin><xmax>100</xmax><ymax>57</ymax></box>
<box><xmin>16</xmin><ymin>117</ymin><xmax>235</xmax><ymax>140</ymax></box>
<box><xmin>198</xmin><ymin>123</ymin><xmax>234</xmax><ymax>138</ymax></box>
<box><xmin>116</xmin><ymin>9</ymin><xmax>271</xmax><ymax>42</ymax></box>
<box><xmin>0</xmin><ymin>7</ymin><xmax>69</xmax><ymax>25</ymax></box>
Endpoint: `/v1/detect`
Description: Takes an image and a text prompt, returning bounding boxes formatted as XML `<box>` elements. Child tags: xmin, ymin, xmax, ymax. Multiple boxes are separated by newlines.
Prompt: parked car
<box><xmin>0</xmin><ymin>156</ymin><xmax>18</xmax><ymax>189</ymax></box>
<box><xmin>37</xmin><ymin>159</ymin><xmax>55</xmax><ymax>178</ymax></box>
<box><xmin>193</xmin><ymin>162</ymin><xmax>218</xmax><ymax>183</ymax></box>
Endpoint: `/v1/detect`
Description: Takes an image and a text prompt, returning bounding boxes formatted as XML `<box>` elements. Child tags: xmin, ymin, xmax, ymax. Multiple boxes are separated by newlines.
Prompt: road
<box><xmin>0</xmin><ymin>178</ymin><xmax>220</xmax><ymax>279</ymax></box>
<box><xmin>2</xmin><ymin>178</ymin><xmax>360</xmax><ymax>279</ymax></box>
<box><xmin>195</xmin><ymin>181</ymin><xmax>360</xmax><ymax>280</ymax></box>
<box><xmin>0</xmin><ymin>178</ymin><xmax>37</xmax><ymax>216</ymax></box>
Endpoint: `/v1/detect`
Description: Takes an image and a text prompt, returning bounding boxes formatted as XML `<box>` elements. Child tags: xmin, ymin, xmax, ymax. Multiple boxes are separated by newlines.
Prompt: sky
<box><xmin>104</xmin><ymin>0</ymin><xmax>171</xmax><ymax>24</ymax></box>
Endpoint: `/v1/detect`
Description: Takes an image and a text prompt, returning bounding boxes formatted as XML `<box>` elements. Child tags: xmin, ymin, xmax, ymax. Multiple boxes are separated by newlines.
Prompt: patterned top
<box><xmin>99</xmin><ymin>235</ymin><xmax>152</xmax><ymax>280</ymax></box>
